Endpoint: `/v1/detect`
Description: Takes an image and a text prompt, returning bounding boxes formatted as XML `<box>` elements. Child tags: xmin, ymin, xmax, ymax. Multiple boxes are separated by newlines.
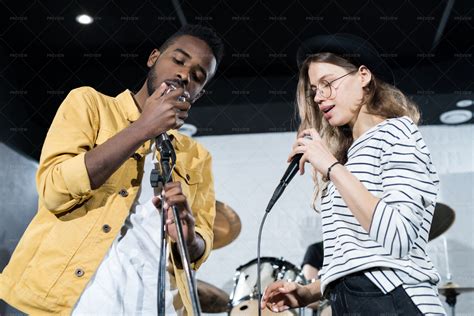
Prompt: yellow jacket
<box><xmin>0</xmin><ymin>87</ymin><xmax>216</xmax><ymax>315</ymax></box>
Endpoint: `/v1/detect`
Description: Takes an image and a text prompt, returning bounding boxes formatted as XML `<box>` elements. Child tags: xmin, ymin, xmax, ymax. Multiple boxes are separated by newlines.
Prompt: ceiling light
<box><xmin>76</xmin><ymin>14</ymin><xmax>93</xmax><ymax>25</ymax></box>
<box><xmin>439</xmin><ymin>109</ymin><xmax>472</xmax><ymax>124</ymax></box>
<box><xmin>178</xmin><ymin>123</ymin><xmax>197</xmax><ymax>137</ymax></box>
<box><xmin>456</xmin><ymin>99</ymin><xmax>473</xmax><ymax>108</ymax></box>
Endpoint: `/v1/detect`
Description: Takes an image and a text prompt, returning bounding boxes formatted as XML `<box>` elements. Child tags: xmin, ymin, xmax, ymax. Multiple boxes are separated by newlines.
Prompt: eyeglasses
<box><xmin>307</xmin><ymin>70</ymin><xmax>357</xmax><ymax>101</ymax></box>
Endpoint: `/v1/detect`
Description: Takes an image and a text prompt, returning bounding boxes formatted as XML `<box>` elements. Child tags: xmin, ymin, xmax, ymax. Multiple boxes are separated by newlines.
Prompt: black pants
<box><xmin>325</xmin><ymin>272</ymin><xmax>423</xmax><ymax>316</ymax></box>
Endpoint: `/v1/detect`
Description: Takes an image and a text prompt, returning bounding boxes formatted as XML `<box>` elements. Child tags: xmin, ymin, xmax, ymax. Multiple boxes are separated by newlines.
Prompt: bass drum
<box><xmin>229</xmin><ymin>257</ymin><xmax>305</xmax><ymax>315</ymax></box>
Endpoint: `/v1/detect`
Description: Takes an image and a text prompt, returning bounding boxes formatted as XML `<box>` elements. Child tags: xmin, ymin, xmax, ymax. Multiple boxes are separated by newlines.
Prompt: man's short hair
<box><xmin>159</xmin><ymin>24</ymin><xmax>224</xmax><ymax>67</ymax></box>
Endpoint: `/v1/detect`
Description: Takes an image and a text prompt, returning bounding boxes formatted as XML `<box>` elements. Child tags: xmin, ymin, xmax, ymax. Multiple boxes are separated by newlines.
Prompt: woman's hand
<box><xmin>260</xmin><ymin>281</ymin><xmax>312</xmax><ymax>312</ymax></box>
<box><xmin>288</xmin><ymin>128</ymin><xmax>338</xmax><ymax>176</ymax></box>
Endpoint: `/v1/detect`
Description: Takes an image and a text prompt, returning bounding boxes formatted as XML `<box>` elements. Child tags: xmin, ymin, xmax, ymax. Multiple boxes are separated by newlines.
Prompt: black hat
<box><xmin>296</xmin><ymin>33</ymin><xmax>395</xmax><ymax>85</ymax></box>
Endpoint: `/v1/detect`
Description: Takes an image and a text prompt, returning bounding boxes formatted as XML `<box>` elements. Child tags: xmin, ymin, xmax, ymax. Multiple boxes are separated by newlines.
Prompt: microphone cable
<box><xmin>256</xmin><ymin>153</ymin><xmax>304</xmax><ymax>316</ymax></box>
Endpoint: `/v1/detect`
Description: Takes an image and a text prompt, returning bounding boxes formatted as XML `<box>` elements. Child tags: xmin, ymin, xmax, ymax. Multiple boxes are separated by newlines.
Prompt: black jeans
<box><xmin>325</xmin><ymin>272</ymin><xmax>423</xmax><ymax>316</ymax></box>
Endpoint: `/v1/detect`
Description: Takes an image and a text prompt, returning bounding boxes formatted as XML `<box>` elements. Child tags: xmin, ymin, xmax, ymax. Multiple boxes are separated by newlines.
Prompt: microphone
<box><xmin>265</xmin><ymin>153</ymin><xmax>303</xmax><ymax>213</ymax></box>
<box><xmin>154</xmin><ymin>79</ymin><xmax>188</xmax><ymax>157</ymax></box>
<box><xmin>155</xmin><ymin>134</ymin><xmax>175</xmax><ymax>159</ymax></box>
<box><xmin>153</xmin><ymin>79</ymin><xmax>188</xmax><ymax>183</ymax></box>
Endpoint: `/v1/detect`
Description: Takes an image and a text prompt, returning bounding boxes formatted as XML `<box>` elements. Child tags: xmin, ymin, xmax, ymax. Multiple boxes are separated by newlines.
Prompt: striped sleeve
<box><xmin>368</xmin><ymin>135</ymin><xmax>438</xmax><ymax>259</ymax></box>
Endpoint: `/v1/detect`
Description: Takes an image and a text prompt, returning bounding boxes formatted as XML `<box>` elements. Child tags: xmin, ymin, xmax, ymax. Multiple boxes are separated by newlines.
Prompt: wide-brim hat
<box><xmin>296</xmin><ymin>33</ymin><xmax>395</xmax><ymax>85</ymax></box>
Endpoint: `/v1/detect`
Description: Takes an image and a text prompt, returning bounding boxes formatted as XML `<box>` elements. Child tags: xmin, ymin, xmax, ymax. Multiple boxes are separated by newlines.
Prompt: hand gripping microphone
<box><xmin>151</xmin><ymin>79</ymin><xmax>187</xmax><ymax>186</ymax></box>
<box><xmin>154</xmin><ymin>79</ymin><xmax>188</xmax><ymax>165</ymax></box>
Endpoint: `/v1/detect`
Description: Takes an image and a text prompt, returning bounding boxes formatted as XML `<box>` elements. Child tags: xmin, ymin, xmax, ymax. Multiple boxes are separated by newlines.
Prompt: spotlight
<box><xmin>456</xmin><ymin>99</ymin><xmax>473</xmax><ymax>108</ymax></box>
<box><xmin>178</xmin><ymin>123</ymin><xmax>198</xmax><ymax>137</ymax></box>
<box><xmin>439</xmin><ymin>109</ymin><xmax>472</xmax><ymax>124</ymax></box>
<box><xmin>76</xmin><ymin>14</ymin><xmax>93</xmax><ymax>25</ymax></box>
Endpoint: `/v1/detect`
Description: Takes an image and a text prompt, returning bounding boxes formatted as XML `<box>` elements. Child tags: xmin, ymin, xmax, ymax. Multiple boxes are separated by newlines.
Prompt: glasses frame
<box><xmin>308</xmin><ymin>70</ymin><xmax>357</xmax><ymax>101</ymax></box>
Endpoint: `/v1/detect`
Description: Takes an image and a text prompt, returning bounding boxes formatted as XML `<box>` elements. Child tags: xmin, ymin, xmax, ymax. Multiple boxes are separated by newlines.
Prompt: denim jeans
<box><xmin>325</xmin><ymin>272</ymin><xmax>423</xmax><ymax>316</ymax></box>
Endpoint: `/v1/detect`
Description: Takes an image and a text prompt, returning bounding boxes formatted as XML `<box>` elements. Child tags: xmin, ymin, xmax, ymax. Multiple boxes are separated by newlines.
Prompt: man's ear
<box><xmin>358</xmin><ymin>65</ymin><xmax>372</xmax><ymax>88</ymax></box>
<box><xmin>147</xmin><ymin>49</ymin><xmax>161</xmax><ymax>68</ymax></box>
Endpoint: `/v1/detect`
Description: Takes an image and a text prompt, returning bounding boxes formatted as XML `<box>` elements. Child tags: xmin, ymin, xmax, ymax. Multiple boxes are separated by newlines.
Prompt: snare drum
<box><xmin>229</xmin><ymin>257</ymin><xmax>305</xmax><ymax>315</ymax></box>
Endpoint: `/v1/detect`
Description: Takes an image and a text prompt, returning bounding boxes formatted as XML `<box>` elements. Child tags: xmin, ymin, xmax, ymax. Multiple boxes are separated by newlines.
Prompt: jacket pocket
<box><xmin>21</xmin><ymin>207</ymin><xmax>101</xmax><ymax>299</ymax></box>
<box><xmin>173</xmin><ymin>164</ymin><xmax>202</xmax><ymax>204</ymax></box>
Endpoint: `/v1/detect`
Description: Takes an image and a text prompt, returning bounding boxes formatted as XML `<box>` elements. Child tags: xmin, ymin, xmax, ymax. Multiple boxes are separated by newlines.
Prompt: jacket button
<box><xmin>118</xmin><ymin>189</ymin><xmax>128</xmax><ymax>197</ymax></box>
<box><xmin>102</xmin><ymin>224</ymin><xmax>111</xmax><ymax>233</ymax></box>
<box><xmin>186</xmin><ymin>174</ymin><xmax>191</xmax><ymax>181</ymax></box>
<box><xmin>75</xmin><ymin>268</ymin><xmax>85</xmax><ymax>277</ymax></box>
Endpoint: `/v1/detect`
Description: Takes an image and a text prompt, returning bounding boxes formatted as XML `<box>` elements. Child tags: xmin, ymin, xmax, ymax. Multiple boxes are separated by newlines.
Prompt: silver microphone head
<box><xmin>156</xmin><ymin>133</ymin><xmax>170</xmax><ymax>150</ymax></box>
<box><xmin>163</xmin><ymin>79</ymin><xmax>190</xmax><ymax>102</ymax></box>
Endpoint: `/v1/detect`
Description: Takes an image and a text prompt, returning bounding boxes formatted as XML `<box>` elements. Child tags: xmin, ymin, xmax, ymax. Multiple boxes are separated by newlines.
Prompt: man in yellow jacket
<box><xmin>0</xmin><ymin>24</ymin><xmax>223</xmax><ymax>315</ymax></box>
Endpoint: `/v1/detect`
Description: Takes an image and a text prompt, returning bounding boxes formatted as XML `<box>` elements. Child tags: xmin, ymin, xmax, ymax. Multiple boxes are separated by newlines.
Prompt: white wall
<box><xmin>195</xmin><ymin>124</ymin><xmax>474</xmax><ymax>315</ymax></box>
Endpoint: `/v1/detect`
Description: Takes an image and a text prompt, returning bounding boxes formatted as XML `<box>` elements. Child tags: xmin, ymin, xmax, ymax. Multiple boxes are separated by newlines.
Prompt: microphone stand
<box><xmin>151</xmin><ymin>134</ymin><xmax>202</xmax><ymax>316</ymax></box>
<box><xmin>257</xmin><ymin>153</ymin><xmax>303</xmax><ymax>316</ymax></box>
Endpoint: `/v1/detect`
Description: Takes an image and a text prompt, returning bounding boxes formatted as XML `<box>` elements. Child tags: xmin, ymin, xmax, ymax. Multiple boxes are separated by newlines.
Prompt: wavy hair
<box><xmin>296</xmin><ymin>53</ymin><xmax>420</xmax><ymax>210</ymax></box>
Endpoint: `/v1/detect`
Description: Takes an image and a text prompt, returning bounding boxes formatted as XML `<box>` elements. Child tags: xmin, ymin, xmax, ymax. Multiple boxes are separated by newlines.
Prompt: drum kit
<box><xmin>198</xmin><ymin>202</ymin><xmax>471</xmax><ymax>315</ymax></box>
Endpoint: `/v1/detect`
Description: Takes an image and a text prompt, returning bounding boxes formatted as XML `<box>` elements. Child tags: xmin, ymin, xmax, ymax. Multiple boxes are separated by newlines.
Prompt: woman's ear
<box><xmin>147</xmin><ymin>49</ymin><xmax>161</xmax><ymax>68</ymax></box>
<box><xmin>358</xmin><ymin>65</ymin><xmax>372</xmax><ymax>88</ymax></box>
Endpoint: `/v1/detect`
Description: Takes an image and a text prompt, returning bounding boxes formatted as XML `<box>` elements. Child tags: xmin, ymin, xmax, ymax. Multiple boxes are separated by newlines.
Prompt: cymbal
<box><xmin>213</xmin><ymin>201</ymin><xmax>241</xmax><ymax>249</ymax></box>
<box><xmin>197</xmin><ymin>279</ymin><xmax>229</xmax><ymax>313</ymax></box>
<box><xmin>429</xmin><ymin>203</ymin><xmax>455</xmax><ymax>241</ymax></box>
<box><xmin>438</xmin><ymin>282</ymin><xmax>474</xmax><ymax>296</ymax></box>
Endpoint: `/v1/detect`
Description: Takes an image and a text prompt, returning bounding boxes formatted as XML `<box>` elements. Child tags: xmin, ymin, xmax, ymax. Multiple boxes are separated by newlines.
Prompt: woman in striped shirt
<box><xmin>261</xmin><ymin>34</ymin><xmax>446</xmax><ymax>315</ymax></box>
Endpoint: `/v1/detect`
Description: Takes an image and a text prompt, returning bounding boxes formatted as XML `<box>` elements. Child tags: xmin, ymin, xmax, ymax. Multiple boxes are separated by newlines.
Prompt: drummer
<box><xmin>301</xmin><ymin>242</ymin><xmax>330</xmax><ymax>315</ymax></box>
<box><xmin>302</xmin><ymin>241</ymin><xmax>324</xmax><ymax>282</ymax></box>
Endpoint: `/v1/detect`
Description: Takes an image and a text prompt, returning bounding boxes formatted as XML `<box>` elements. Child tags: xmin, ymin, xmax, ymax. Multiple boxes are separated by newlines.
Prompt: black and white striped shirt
<box><xmin>319</xmin><ymin>116</ymin><xmax>445</xmax><ymax>315</ymax></box>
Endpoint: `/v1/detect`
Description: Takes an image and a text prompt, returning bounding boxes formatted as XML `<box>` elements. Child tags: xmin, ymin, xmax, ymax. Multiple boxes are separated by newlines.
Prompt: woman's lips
<box><xmin>320</xmin><ymin>105</ymin><xmax>335</xmax><ymax>119</ymax></box>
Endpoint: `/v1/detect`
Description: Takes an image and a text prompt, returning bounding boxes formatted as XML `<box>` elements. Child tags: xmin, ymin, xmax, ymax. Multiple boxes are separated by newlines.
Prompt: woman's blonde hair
<box><xmin>296</xmin><ymin>53</ymin><xmax>420</xmax><ymax>210</ymax></box>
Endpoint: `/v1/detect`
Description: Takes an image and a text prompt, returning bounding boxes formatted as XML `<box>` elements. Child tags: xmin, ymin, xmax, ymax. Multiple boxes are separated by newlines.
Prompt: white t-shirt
<box><xmin>73</xmin><ymin>145</ymin><xmax>180</xmax><ymax>315</ymax></box>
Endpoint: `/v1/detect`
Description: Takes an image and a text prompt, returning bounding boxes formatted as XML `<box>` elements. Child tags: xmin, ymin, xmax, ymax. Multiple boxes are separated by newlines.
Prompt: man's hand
<box><xmin>162</xmin><ymin>181</ymin><xmax>196</xmax><ymax>244</ymax></box>
<box><xmin>84</xmin><ymin>83</ymin><xmax>190</xmax><ymax>190</ymax></box>
<box><xmin>135</xmin><ymin>83</ymin><xmax>191</xmax><ymax>140</ymax></box>
<box><xmin>152</xmin><ymin>181</ymin><xmax>205</xmax><ymax>263</ymax></box>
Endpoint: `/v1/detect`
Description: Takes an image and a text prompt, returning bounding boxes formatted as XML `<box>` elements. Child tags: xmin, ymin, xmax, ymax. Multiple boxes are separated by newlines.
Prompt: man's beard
<box><xmin>146</xmin><ymin>65</ymin><xmax>158</xmax><ymax>96</ymax></box>
<box><xmin>146</xmin><ymin>65</ymin><xmax>185</xmax><ymax>97</ymax></box>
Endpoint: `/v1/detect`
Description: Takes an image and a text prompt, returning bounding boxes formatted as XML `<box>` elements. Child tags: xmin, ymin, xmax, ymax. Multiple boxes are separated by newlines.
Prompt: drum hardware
<box><xmin>438</xmin><ymin>281</ymin><xmax>474</xmax><ymax>316</ymax></box>
<box><xmin>229</xmin><ymin>257</ymin><xmax>306</xmax><ymax>315</ymax></box>
<box><xmin>196</xmin><ymin>279</ymin><xmax>229</xmax><ymax>313</ymax></box>
<box><xmin>213</xmin><ymin>201</ymin><xmax>241</xmax><ymax>249</ymax></box>
<box><xmin>428</xmin><ymin>202</ymin><xmax>455</xmax><ymax>241</ymax></box>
